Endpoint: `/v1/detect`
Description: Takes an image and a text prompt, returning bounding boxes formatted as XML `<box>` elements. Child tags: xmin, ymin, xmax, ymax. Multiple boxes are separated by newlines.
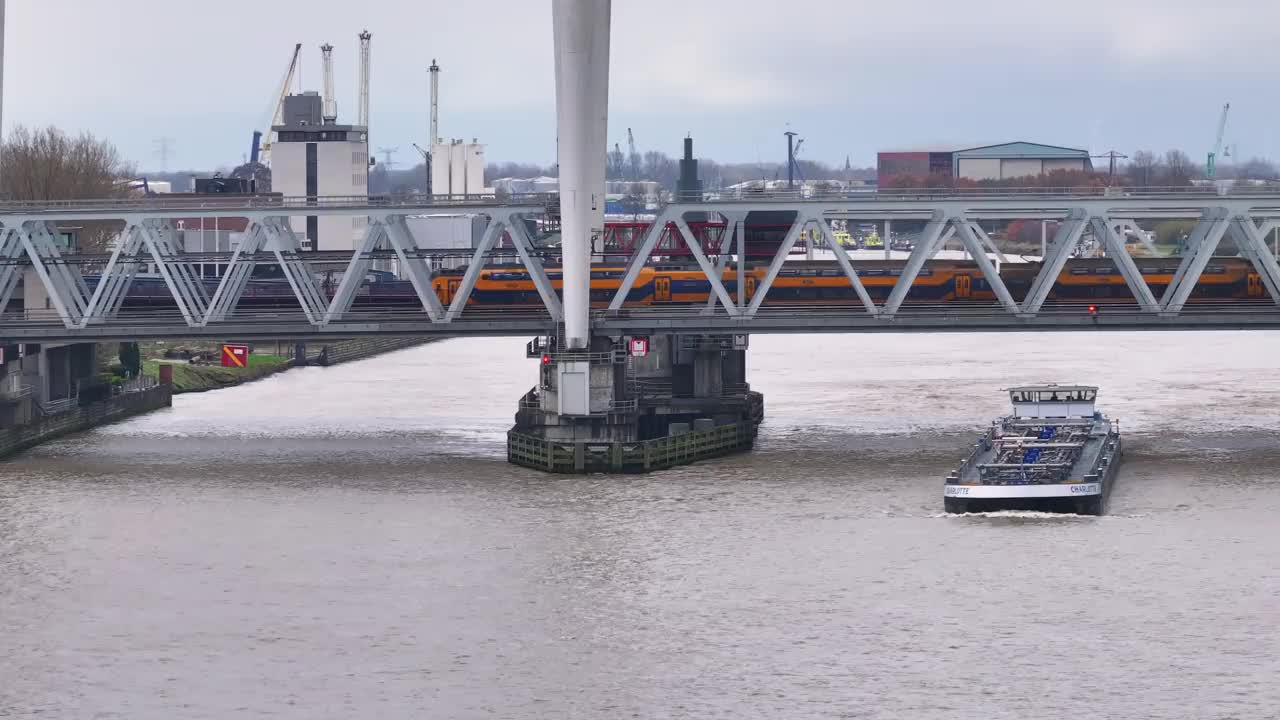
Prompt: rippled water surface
<box><xmin>2</xmin><ymin>333</ymin><xmax>1279</xmax><ymax>718</ymax></box>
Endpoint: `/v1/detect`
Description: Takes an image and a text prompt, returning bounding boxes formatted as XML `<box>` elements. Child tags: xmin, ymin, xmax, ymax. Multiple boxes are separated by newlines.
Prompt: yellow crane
<box><xmin>250</xmin><ymin>43</ymin><xmax>303</xmax><ymax>168</ymax></box>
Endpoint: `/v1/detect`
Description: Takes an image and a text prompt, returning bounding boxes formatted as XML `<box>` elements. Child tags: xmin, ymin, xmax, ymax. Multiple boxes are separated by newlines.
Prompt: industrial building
<box><xmin>271</xmin><ymin>92</ymin><xmax>370</xmax><ymax>251</ymax></box>
<box><xmin>430</xmin><ymin>140</ymin><xmax>487</xmax><ymax>196</ymax></box>
<box><xmin>878</xmin><ymin>142</ymin><xmax>1093</xmax><ymax>185</ymax></box>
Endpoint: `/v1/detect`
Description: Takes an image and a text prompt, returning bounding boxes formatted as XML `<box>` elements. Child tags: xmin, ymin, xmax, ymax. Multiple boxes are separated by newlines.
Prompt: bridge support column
<box><xmin>508</xmin><ymin>334</ymin><xmax>763</xmax><ymax>473</ymax></box>
<box><xmin>552</xmin><ymin>0</ymin><xmax>610</xmax><ymax>350</ymax></box>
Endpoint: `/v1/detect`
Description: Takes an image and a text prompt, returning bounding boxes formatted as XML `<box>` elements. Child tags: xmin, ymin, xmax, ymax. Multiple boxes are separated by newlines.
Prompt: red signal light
<box><xmin>541</xmin><ymin>354</ymin><xmax>552</xmax><ymax>365</ymax></box>
<box><xmin>1088</xmin><ymin>304</ymin><xmax>1098</xmax><ymax>314</ymax></box>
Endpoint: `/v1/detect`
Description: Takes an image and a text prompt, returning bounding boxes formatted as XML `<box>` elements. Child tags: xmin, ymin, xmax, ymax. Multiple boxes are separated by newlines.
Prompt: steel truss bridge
<box><xmin>4</xmin><ymin>189</ymin><xmax>1280</xmax><ymax>343</ymax></box>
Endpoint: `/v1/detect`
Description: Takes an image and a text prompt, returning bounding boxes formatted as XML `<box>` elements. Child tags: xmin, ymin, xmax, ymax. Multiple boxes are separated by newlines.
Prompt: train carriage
<box><xmin>78</xmin><ymin>257</ymin><xmax>1268</xmax><ymax>313</ymax></box>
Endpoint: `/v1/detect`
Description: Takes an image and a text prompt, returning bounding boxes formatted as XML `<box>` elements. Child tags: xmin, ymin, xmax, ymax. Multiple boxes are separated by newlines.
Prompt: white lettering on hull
<box><xmin>945</xmin><ymin>483</ymin><xmax>1102</xmax><ymax>499</ymax></box>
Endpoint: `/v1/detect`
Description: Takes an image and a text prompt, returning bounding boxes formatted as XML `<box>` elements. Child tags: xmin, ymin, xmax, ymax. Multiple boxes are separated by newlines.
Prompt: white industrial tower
<box><xmin>429</xmin><ymin>59</ymin><xmax>440</xmax><ymax>147</ymax></box>
<box><xmin>320</xmin><ymin>43</ymin><xmax>337</xmax><ymax>123</ymax></box>
<box><xmin>552</xmin><ymin>0</ymin><xmax>611</xmax><ymax>349</ymax></box>
<box><xmin>358</xmin><ymin>31</ymin><xmax>372</xmax><ymax>129</ymax></box>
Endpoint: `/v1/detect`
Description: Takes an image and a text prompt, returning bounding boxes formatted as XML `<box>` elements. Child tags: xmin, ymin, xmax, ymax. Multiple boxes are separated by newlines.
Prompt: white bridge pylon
<box><xmin>606</xmin><ymin>203</ymin><xmax>1280</xmax><ymax>319</ymax></box>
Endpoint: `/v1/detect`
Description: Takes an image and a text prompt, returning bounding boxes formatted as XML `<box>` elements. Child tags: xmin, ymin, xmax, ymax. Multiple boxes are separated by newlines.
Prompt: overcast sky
<box><xmin>6</xmin><ymin>0</ymin><xmax>1279</xmax><ymax>171</ymax></box>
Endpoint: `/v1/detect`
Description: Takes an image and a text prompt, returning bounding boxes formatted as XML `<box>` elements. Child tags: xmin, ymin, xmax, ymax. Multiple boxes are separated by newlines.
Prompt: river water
<box><xmin>2</xmin><ymin>332</ymin><xmax>1278</xmax><ymax>719</ymax></box>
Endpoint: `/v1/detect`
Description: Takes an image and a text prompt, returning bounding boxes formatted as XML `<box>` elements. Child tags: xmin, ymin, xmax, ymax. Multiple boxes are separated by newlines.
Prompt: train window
<box><xmin>1070</xmin><ymin>267</ymin><xmax>1090</xmax><ymax>275</ymax></box>
<box><xmin>1205</xmin><ymin>265</ymin><xmax>1224</xmax><ymax>274</ymax></box>
<box><xmin>918</xmin><ymin>269</ymin><xmax>932</xmax><ymax>277</ymax></box>
<box><xmin>889</xmin><ymin>270</ymin><xmax>902</xmax><ymax>276</ymax></box>
<box><xmin>1093</xmin><ymin>267</ymin><xmax>1113</xmax><ymax>274</ymax></box>
<box><xmin>780</xmin><ymin>269</ymin><xmax>800</xmax><ymax>276</ymax></box>
<box><xmin>862</xmin><ymin>269</ymin><xmax>884</xmax><ymax>276</ymax></box>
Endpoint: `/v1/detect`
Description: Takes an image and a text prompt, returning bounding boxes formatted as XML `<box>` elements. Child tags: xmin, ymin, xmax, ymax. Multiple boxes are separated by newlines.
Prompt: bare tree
<box><xmin>2</xmin><ymin>126</ymin><xmax>138</xmax><ymax>251</ymax></box>
<box><xmin>642</xmin><ymin>150</ymin><xmax>678</xmax><ymax>189</ymax></box>
<box><xmin>1238</xmin><ymin>157</ymin><xmax>1279</xmax><ymax>181</ymax></box>
<box><xmin>1163</xmin><ymin>149</ymin><xmax>1195</xmax><ymax>185</ymax></box>
<box><xmin>2</xmin><ymin>126</ymin><xmax>136</xmax><ymax>201</ymax></box>
<box><xmin>1128</xmin><ymin>150</ymin><xmax>1160</xmax><ymax>186</ymax></box>
<box><xmin>485</xmin><ymin>161</ymin><xmax>556</xmax><ymax>183</ymax></box>
<box><xmin>606</xmin><ymin>144</ymin><xmax>627</xmax><ymax>180</ymax></box>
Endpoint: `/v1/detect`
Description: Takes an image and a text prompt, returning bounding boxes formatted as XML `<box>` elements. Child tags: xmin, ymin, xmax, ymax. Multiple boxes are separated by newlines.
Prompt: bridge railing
<box><xmin>0</xmin><ymin>192</ymin><xmax>557</xmax><ymax>215</ymax></box>
<box><xmin>6</xmin><ymin>185</ymin><xmax>1280</xmax><ymax>216</ymax></box>
<box><xmin>693</xmin><ymin>185</ymin><xmax>1280</xmax><ymax>203</ymax></box>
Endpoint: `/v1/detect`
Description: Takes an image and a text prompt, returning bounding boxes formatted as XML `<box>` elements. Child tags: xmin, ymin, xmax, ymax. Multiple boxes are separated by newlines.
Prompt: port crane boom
<box><xmin>1207</xmin><ymin>102</ymin><xmax>1230</xmax><ymax>179</ymax></box>
<box><xmin>626</xmin><ymin>127</ymin><xmax>640</xmax><ymax>181</ymax></box>
<box><xmin>253</xmin><ymin>43</ymin><xmax>303</xmax><ymax>167</ymax></box>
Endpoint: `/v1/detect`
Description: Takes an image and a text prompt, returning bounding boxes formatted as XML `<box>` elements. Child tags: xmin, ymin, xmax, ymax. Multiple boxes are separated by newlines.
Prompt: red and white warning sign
<box><xmin>629</xmin><ymin>337</ymin><xmax>649</xmax><ymax>358</ymax></box>
<box><xmin>221</xmin><ymin>344</ymin><xmax>250</xmax><ymax>368</ymax></box>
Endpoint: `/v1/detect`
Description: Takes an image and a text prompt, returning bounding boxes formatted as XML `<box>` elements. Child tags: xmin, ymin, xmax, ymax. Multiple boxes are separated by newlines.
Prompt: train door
<box><xmin>1247</xmin><ymin>272</ymin><xmax>1264</xmax><ymax>298</ymax></box>
<box><xmin>955</xmin><ymin>274</ymin><xmax>972</xmax><ymax>299</ymax></box>
<box><xmin>654</xmin><ymin>276</ymin><xmax>672</xmax><ymax>302</ymax></box>
<box><xmin>744</xmin><ymin>276</ymin><xmax>757</xmax><ymax>301</ymax></box>
<box><xmin>447</xmin><ymin>278</ymin><xmax>462</xmax><ymax>305</ymax></box>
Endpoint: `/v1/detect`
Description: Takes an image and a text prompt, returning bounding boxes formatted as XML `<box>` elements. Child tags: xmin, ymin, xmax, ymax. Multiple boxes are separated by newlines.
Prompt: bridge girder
<box><xmin>4</xmin><ymin>194</ymin><xmax>1280</xmax><ymax>339</ymax></box>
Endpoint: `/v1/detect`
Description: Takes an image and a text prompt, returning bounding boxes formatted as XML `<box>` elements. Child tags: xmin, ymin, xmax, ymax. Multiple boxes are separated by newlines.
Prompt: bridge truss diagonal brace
<box><xmin>203</xmin><ymin>221</ymin><xmax>268</xmax><ymax>325</ymax></box>
<box><xmin>704</xmin><ymin>211</ymin><xmax>748</xmax><ymax>314</ymax></box>
<box><xmin>608</xmin><ymin>208</ymin><xmax>671</xmax><ymax>311</ymax></box>
<box><xmin>0</xmin><ymin>228</ymin><xmax>26</xmax><ymax>316</ymax></box>
<box><xmin>139</xmin><ymin>220</ymin><xmax>210</xmax><ymax>327</ymax></box>
<box><xmin>80</xmin><ymin>224</ymin><xmax>147</xmax><ymax>326</ymax></box>
<box><xmin>809</xmin><ymin>213</ymin><xmax>878</xmax><ymax>315</ymax></box>
<box><xmin>745</xmin><ymin>214</ymin><xmax>809</xmax><ymax>316</ymax></box>
<box><xmin>953</xmin><ymin>218</ymin><xmax>1020</xmax><ymax>314</ymax></box>
<box><xmin>1020</xmin><ymin>209</ymin><xmax>1089</xmax><ymax>315</ymax></box>
<box><xmin>674</xmin><ymin>215</ymin><xmax>739</xmax><ymax>317</ymax></box>
<box><xmin>1226</xmin><ymin>216</ymin><xmax>1280</xmax><ymax>305</ymax></box>
<box><xmin>445</xmin><ymin>217</ymin><xmax>505</xmax><ymax>322</ymax></box>
<box><xmin>322</xmin><ymin>219</ymin><xmax>391</xmax><ymax>325</ymax></box>
<box><xmin>1162</xmin><ymin>208</ymin><xmax>1230</xmax><ymax>313</ymax></box>
<box><xmin>382</xmin><ymin>215</ymin><xmax>446</xmax><ymax>323</ymax></box>
<box><xmin>1112</xmin><ymin>219</ymin><xmax>1157</xmax><ymax>255</ymax></box>
<box><xmin>262</xmin><ymin>218</ymin><xmax>329</xmax><ymax>325</ymax></box>
<box><xmin>967</xmin><ymin>222</ymin><xmax>1008</xmax><ymax>264</ymax></box>
<box><xmin>1089</xmin><ymin>217</ymin><xmax>1160</xmax><ymax>312</ymax></box>
<box><xmin>883</xmin><ymin>212</ymin><xmax>950</xmax><ymax>316</ymax></box>
<box><xmin>507</xmin><ymin>213</ymin><xmax>563</xmax><ymax>322</ymax></box>
<box><xmin>18</xmin><ymin>221</ymin><xmax>95</xmax><ymax>327</ymax></box>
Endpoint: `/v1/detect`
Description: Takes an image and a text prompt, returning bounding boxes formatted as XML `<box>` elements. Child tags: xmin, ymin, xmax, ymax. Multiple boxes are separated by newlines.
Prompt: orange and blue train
<box><xmin>90</xmin><ymin>258</ymin><xmax>1270</xmax><ymax>309</ymax></box>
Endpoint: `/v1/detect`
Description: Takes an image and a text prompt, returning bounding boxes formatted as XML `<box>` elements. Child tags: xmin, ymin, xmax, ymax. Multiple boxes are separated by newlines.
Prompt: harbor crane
<box><xmin>412</xmin><ymin>143</ymin><xmax>431</xmax><ymax>191</ymax></box>
<box><xmin>785</xmin><ymin>130</ymin><xmax>803</xmax><ymax>189</ymax></box>
<box><xmin>790</xmin><ymin>137</ymin><xmax>807</xmax><ymax>185</ymax></box>
<box><xmin>1207</xmin><ymin>102</ymin><xmax>1230</xmax><ymax>180</ymax></box>
<box><xmin>626</xmin><ymin>127</ymin><xmax>640</xmax><ymax>181</ymax></box>
<box><xmin>252</xmin><ymin>43</ymin><xmax>303</xmax><ymax>167</ymax></box>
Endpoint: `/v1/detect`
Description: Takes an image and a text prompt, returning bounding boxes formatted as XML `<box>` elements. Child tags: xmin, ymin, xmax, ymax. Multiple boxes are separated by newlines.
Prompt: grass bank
<box><xmin>135</xmin><ymin>337</ymin><xmax>440</xmax><ymax>394</ymax></box>
<box><xmin>141</xmin><ymin>354</ymin><xmax>290</xmax><ymax>394</ymax></box>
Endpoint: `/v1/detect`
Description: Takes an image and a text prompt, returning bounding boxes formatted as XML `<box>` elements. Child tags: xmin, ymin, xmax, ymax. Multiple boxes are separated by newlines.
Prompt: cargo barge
<box><xmin>945</xmin><ymin>385</ymin><xmax>1121</xmax><ymax>515</ymax></box>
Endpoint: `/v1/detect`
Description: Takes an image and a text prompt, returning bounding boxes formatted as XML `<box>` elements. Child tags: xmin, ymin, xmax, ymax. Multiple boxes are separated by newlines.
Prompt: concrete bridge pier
<box><xmin>507</xmin><ymin>333</ymin><xmax>764</xmax><ymax>473</ymax></box>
